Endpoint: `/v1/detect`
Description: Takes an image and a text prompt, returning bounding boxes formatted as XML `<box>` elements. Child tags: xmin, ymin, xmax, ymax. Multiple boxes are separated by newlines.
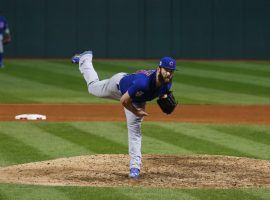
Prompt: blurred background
<box><xmin>2</xmin><ymin>0</ymin><xmax>270</xmax><ymax>59</ymax></box>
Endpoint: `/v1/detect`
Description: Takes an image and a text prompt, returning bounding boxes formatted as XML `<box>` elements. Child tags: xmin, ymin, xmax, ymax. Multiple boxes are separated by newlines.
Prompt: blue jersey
<box><xmin>119</xmin><ymin>69</ymin><xmax>172</xmax><ymax>103</ymax></box>
<box><xmin>0</xmin><ymin>16</ymin><xmax>8</xmax><ymax>35</ymax></box>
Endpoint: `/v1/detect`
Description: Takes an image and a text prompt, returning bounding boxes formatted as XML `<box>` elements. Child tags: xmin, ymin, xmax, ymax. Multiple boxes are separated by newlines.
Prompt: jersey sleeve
<box><xmin>127</xmin><ymin>75</ymin><xmax>148</xmax><ymax>99</ymax></box>
<box><xmin>2</xmin><ymin>18</ymin><xmax>10</xmax><ymax>35</ymax></box>
<box><xmin>5</xmin><ymin>21</ymin><xmax>10</xmax><ymax>34</ymax></box>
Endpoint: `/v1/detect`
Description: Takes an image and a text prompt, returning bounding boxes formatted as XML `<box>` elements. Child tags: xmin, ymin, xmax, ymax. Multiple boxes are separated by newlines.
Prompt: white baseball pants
<box><xmin>79</xmin><ymin>54</ymin><xmax>144</xmax><ymax>170</ymax></box>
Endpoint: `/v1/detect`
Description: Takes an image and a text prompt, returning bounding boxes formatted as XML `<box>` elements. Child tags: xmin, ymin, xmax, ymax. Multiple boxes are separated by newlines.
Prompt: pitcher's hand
<box><xmin>136</xmin><ymin>109</ymin><xmax>149</xmax><ymax>118</ymax></box>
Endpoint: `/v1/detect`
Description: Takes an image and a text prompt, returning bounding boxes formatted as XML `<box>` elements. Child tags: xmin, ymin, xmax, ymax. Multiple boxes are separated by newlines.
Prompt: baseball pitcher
<box><xmin>72</xmin><ymin>51</ymin><xmax>177</xmax><ymax>179</ymax></box>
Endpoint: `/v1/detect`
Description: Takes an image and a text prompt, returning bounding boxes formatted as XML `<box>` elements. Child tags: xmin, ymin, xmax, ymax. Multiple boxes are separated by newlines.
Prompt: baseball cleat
<box><xmin>71</xmin><ymin>54</ymin><xmax>80</xmax><ymax>64</ymax></box>
<box><xmin>129</xmin><ymin>168</ymin><xmax>140</xmax><ymax>179</ymax></box>
<box><xmin>71</xmin><ymin>50</ymin><xmax>93</xmax><ymax>64</ymax></box>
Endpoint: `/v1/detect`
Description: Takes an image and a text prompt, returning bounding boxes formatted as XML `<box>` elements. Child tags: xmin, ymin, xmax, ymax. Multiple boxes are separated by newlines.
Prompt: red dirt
<box><xmin>0</xmin><ymin>104</ymin><xmax>270</xmax><ymax>124</ymax></box>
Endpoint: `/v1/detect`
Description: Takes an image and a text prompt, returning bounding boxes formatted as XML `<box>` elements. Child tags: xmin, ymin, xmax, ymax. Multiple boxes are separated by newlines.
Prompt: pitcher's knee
<box><xmin>87</xmin><ymin>82</ymin><xmax>97</xmax><ymax>95</ymax></box>
<box><xmin>88</xmin><ymin>83</ymin><xmax>106</xmax><ymax>97</ymax></box>
<box><xmin>88</xmin><ymin>86</ymin><xmax>98</xmax><ymax>96</ymax></box>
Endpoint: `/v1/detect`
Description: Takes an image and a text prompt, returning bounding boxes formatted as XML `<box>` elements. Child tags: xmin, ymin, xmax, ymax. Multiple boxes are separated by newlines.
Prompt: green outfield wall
<box><xmin>2</xmin><ymin>0</ymin><xmax>270</xmax><ymax>59</ymax></box>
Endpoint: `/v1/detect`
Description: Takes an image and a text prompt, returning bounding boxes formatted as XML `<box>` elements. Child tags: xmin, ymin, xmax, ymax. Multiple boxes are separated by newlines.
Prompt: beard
<box><xmin>158</xmin><ymin>72</ymin><xmax>165</xmax><ymax>83</ymax></box>
<box><xmin>158</xmin><ymin>72</ymin><xmax>172</xmax><ymax>84</ymax></box>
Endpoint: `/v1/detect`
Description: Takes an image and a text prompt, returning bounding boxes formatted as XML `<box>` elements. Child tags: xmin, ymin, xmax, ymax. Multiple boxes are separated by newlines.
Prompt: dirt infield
<box><xmin>0</xmin><ymin>104</ymin><xmax>270</xmax><ymax>124</ymax></box>
<box><xmin>0</xmin><ymin>154</ymin><xmax>269</xmax><ymax>189</ymax></box>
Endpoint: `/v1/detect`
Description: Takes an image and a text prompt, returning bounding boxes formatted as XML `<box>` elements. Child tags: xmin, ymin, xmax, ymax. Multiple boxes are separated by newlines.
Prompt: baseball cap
<box><xmin>159</xmin><ymin>57</ymin><xmax>176</xmax><ymax>70</ymax></box>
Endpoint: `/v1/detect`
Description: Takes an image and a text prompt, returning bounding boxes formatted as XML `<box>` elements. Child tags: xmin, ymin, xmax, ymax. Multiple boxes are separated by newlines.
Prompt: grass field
<box><xmin>0</xmin><ymin>59</ymin><xmax>269</xmax><ymax>199</ymax></box>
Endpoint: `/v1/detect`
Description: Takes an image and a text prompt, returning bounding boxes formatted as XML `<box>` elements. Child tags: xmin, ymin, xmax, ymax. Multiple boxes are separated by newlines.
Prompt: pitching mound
<box><xmin>0</xmin><ymin>154</ymin><xmax>269</xmax><ymax>189</ymax></box>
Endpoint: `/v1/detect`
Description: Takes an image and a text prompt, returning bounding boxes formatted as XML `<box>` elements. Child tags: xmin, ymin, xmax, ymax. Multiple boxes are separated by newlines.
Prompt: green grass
<box><xmin>0</xmin><ymin>122</ymin><xmax>269</xmax><ymax>199</ymax></box>
<box><xmin>0</xmin><ymin>184</ymin><xmax>269</xmax><ymax>200</ymax></box>
<box><xmin>1</xmin><ymin>122</ymin><xmax>269</xmax><ymax>167</ymax></box>
<box><xmin>0</xmin><ymin>59</ymin><xmax>269</xmax><ymax>104</ymax></box>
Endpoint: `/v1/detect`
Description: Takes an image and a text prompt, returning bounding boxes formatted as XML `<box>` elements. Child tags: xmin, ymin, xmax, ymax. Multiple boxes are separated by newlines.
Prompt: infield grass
<box><xmin>1</xmin><ymin>122</ymin><xmax>270</xmax><ymax>167</ymax></box>
<box><xmin>0</xmin><ymin>184</ymin><xmax>269</xmax><ymax>200</ymax></box>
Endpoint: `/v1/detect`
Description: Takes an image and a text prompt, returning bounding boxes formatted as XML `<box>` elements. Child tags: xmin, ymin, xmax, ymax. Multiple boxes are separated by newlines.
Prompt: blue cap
<box><xmin>159</xmin><ymin>57</ymin><xmax>176</xmax><ymax>70</ymax></box>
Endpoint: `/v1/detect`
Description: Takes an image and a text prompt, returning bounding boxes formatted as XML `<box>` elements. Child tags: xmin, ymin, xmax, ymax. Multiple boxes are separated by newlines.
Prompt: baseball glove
<box><xmin>157</xmin><ymin>91</ymin><xmax>178</xmax><ymax>114</ymax></box>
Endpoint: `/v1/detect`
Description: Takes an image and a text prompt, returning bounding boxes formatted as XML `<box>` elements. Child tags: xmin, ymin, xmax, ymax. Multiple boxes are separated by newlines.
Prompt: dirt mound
<box><xmin>0</xmin><ymin>154</ymin><xmax>269</xmax><ymax>189</ymax></box>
